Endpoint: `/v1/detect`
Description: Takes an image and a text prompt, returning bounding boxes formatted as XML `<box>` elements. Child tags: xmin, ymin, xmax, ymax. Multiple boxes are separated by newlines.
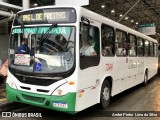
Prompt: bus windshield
<box><xmin>9</xmin><ymin>26</ymin><xmax>75</xmax><ymax>75</ymax></box>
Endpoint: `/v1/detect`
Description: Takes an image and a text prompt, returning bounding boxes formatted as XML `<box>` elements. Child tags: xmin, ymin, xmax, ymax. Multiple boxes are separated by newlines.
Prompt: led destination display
<box><xmin>22</xmin><ymin>12</ymin><xmax>68</xmax><ymax>22</ymax></box>
<box><xmin>14</xmin><ymin>8</ymin><xmax>76</xmax><ymax>25</ymax></box>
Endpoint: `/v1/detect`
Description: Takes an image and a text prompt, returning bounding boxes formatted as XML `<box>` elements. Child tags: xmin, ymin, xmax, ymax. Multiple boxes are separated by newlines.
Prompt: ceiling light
<box><xmin>119</xmin><ymin>14</ymin><xmax>123</xmax><ymax>17</ymax></box>
<box><xmin>101</xmin><ymin>5</ymin><xmax>105</xmax><ymax>8</ymax></box>
<box><xmin>136</xmin><ymin>22</ymin><xmax>139</xmax><ymax>25</ymax></box>
<box><xmin>125</xmin><ymin>17</ymin><xmax>128</xmax><ymax>20</ymax></box>
<box><xmin>34</xmin><ymin>3</ymin><xmax>38</xmax><ymax>6</ymax></box>
<box><xmin>131</xmin><ymin>20</ymin><xmax>134</xmax><ymax>23</ymax></box>
<box><xmin>111</xmin><ymin>9</ymin><xmax>115</xmax><ymax>13</ymax></box>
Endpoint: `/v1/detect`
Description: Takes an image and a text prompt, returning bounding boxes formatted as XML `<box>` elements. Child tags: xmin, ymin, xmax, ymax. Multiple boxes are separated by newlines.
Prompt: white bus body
<box><xmin>6</xmin><ymin>6</ymin><xmax>158</xmax><ymax>113</ymax></box>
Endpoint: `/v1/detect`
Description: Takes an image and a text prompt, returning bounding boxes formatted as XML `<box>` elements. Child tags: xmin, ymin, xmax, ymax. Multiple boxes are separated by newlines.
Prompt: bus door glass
<box><xmin>78</xmin><ymin>17</ymin><xmax>101</xmax><ymax>107</ymax></box>
<box><xmin>80</xmin><ymin>19</ymin><xmax>100</xmax><ymax>69</ymax></box>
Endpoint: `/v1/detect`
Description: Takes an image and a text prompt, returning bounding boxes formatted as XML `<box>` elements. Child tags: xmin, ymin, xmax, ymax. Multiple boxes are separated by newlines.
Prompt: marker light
<box><xmin>101</xmin><ymin>5</ymin><xmax>105</xmax><ymax>8</ymax></box>
<box><xmin>111</xmin><ymin>9</ymin><xmax>115</xmax><ymax>13</ymax></box>
<box><xmin>119</xmin><ymin>14</ymin><xmax>123</xmax><ymax>17</ymax></box>
<box><xmin>34</xmin><ymin>3</ymin><xmax>38</xmax><ymax>6</ymax></box>
<box><xmin>8</xmin><ymin>81</ymin><xmax>17</xmax><ymax>89</ymax></box>
<box><xmin>68</xmin><ymin>81</ymin><xmax>75</xmax><ymax>85</ymax></box>
<box><xmin>125</xmin><ymin>17</ymin><xmax>128</xmax><ymax>20</ymax></box>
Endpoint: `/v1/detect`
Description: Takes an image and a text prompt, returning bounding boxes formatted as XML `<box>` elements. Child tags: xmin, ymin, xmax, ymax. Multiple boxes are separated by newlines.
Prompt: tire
<box><xmin>144</xmin><ymin>71</ymin><xmax>148</xmax><ymax>86</ymax></box>
<box><xmin>100</xmin><ymin>80</ymin><xmax>111</xmax><ymax>109</ymax></box>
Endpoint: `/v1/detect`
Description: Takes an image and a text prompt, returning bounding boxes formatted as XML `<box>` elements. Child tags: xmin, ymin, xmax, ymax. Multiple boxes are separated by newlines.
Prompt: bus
<box><xmin>7</xmin><ymin>5</ymin><xmax>158</xmax><ymax>114</ymax></box>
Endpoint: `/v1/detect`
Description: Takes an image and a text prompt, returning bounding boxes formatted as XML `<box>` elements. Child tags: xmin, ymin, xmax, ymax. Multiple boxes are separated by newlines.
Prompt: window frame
<box><xmin>101</xmin><ymin>24</ymin><xmax>115</xmax><ymax>57</ymax></box>
<box><xmin>137</xmin><ymin>37</ymin><xmax>144</xmax><ymax>57</ymax></box>
<box><xmin>154</xmin><ymin>43</ymin><xmax>158</xmax><ymax>57</ymax></box>
<box><xmin>128</xmin><ymin>33</ymin><xmax>137</xmax><ymax>57</ymax></box>
<box><xmin>79</xmin><ymin>23</ymin><xmax>100</xmax><ymax>70</ymax></box>
<box><xmin>149</xmin><ymin>41</ymin><xmax>154</xmax><ymax>57</ymax></box>
<box><xmin>115</xmin><ymin>29</ymin><xmax>128</xmax><ymax>57</ymax></box>
<box><xmin>144</xmin><ymin>39</ymin><xmax>150</xmax><ymax>57</ymax></box>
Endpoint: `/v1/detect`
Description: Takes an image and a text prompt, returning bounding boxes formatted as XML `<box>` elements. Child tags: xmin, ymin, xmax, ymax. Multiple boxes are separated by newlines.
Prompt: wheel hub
<box><xmin>103</xmin><ymin>87</ymin><xmax>110</xmax><ymax>102</ymax></box>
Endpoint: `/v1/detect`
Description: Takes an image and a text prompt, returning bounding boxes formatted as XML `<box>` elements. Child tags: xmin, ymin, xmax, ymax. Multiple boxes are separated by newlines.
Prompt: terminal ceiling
<box><xmin>0</xmin><ymin>0</ymin><xmax>160</xmax><ymax>39</ymax></box>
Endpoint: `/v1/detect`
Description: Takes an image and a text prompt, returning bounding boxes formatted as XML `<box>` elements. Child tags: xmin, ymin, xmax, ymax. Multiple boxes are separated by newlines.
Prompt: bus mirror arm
<box><xmin>81</xmin><ymin>16</ymin><xmax>91</xmax><ymax>41</ymax></box>
<box><xmin>81</xmin><ymin>17</ymin><xmax>90</xmax><ymax>26</ymax></box>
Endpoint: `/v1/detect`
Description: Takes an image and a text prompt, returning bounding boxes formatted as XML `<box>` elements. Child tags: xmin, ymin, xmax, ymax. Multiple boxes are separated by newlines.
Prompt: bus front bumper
<box><xmin>6</xmin><ymin>84</ymin><xmax>76</xmax><ymax>114</ymax></box>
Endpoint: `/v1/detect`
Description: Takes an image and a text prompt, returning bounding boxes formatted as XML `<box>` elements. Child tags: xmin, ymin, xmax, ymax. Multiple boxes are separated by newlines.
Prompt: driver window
<box><xmin>80</xmin><ymin>22</ymin><xmax>100</xmax><ymax>69</ymax></box>
<box><xmin>80</xmin><ymin>24</ymin><xmax>99</xmax><ymax>56</ymax></box>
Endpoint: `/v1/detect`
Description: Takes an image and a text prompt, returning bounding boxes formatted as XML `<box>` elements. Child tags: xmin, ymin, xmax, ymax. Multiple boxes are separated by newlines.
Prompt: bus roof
<box><xmin>16</xmin><ymin>5</ymin><xmax>157</xmax><ymax>43</ymax></box>
<box><xmin>80</xmin><ymin>7</ymin><xmax>157</xmax><ymax>43</ymax></box>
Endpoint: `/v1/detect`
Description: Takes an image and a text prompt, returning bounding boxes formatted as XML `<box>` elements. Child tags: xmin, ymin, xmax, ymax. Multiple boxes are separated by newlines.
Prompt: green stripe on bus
<box><xmin>12</xmin><ymin>27</ymin><xmax>71</xmax><ymax>34</ymax></box>
<box><xmin>6</xmin><ymin>84</ymin><xmax>76</xmax><ymax>114</ymax></box>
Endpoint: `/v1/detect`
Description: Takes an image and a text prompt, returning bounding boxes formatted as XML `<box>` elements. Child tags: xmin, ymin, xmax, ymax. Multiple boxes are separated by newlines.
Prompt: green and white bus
<box><xmin>7</xmin><ymin>5</ymin><xmax>158</xmax><ymax>114</ymax></box>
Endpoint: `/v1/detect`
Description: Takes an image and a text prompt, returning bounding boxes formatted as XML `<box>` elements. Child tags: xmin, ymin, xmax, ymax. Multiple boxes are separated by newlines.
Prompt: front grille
<box><xmin>20</xmin><ymin>86</ymin><xmax>31</xmax><ymax>90</ymax></box>
<box><xmin>37</xmin><ymin>89</ymin><xmax>49</xmax><ymax>93</ymax></box>
<box><xmin>15</xmin><ymin>75</ymin><xmax>58</xmax><ymax>86</ymax></box>
<box><xmin>22</xmin><ymin>94</ymin><xmax>45</xmax><ymax>103</ymax></box>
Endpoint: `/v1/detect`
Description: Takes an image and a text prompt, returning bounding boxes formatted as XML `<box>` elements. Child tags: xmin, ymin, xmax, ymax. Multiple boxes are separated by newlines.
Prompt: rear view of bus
<box><xmin>7</xmin><ymin>7</ymin><xmax>77</xmax><ymax>113</ymax></box>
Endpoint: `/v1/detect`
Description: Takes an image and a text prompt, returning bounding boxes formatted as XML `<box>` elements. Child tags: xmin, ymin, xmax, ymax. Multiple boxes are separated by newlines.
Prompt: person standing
<box><xmin>0</xmin><ymin>60</ymin><xmax>8</xmax><ymax>85</ymax></box>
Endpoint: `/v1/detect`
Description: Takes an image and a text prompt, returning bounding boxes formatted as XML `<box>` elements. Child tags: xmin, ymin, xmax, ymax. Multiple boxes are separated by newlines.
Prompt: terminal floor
<box><xmin>1</xmin><ymin>75</ymin><xmax>160</xmax><ymax>120</ymax></box>
<box><xmin>0</xmin><ymin>84</ymin><xmax>7</xmax><ymax>104</ymax></box>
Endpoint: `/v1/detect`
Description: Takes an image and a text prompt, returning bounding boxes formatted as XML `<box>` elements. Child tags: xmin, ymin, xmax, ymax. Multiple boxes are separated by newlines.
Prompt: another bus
<box><xmin>7</xmin><ymin>5</ymin><xmax>158</xmax><ymax>114</ymax></box>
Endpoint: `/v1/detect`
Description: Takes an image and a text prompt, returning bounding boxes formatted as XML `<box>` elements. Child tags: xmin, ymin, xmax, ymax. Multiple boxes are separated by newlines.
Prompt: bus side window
<box><xmin>154</xmin><ymin>43</ymin><xmax>158</xmax><ymax>57</ymax></box>
<box><xmin>101</xmin><ymin>24</ymin><xmax>115</xmax><ymax>56</ymax></box>
<box><xmin>80</xmin><ymin>24</ymin><xmax>99</xmax><ymax>57</ymax></box>
<box><xmin>116</xmin><ymin>29</ymin><xmax>128</xmax><ymax>56</ymax></box>
<box><xmin>137</xmin><ymin>37</ymin><xmax>144</xmax><ymax>57</ymax></box>
<box><xmin>129</xmin><ymin>34</ymin><xmax>137</xmax><ymax>57</ymax></box>
<box><xmin>150</xmin><ymin>41</ymin><xmax>154</xmax><ymax>57</ymax></box>
<box><xmin>80</xmin><ymin>23</ymin><xmax>100</xmax><ymax>69</ymax></box>
<box><xmin>144</xmin><ymin>40</ymin><xmax>149</xmax><ymax>57</ymax></box>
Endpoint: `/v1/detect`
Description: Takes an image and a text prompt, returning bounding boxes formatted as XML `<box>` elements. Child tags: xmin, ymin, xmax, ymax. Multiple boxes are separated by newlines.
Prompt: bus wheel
<box><xmin>100</xmin><ymin>80</ymin><xmax>111</xmax><ymax>109</ymax></box>
<box><xmin>144</xmin><ymin>71</ymin><xmax>148</xmax><ymax>86</ymax></box>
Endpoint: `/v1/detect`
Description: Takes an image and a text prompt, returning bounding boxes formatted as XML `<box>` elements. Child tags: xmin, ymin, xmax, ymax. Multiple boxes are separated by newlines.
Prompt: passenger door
<box><xmin>77</xmin><ymin>18</ymin><xmax>101</xmax><ymax>111</ymax></box>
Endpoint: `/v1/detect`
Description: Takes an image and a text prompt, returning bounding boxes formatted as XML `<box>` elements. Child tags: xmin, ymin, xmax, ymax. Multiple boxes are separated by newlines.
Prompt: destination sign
<box><xmin>14</xmin><ymin>8</ymin><xmax>76</xmax><ymax>25</ymax></box>
<box><xmin>12</xmin><ymin>27</ymin><xmax>71</xmax><ymax>35</ymax></box>
<box><xmin>22</xmin><ymin>12</ymin><xmax>68</xmax><ymax>22</ymax></box>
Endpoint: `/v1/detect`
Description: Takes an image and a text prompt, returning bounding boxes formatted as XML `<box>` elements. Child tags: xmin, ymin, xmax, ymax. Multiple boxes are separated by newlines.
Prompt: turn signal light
<box><xmin>68</xmin><ymin>81</ymin><xmax>75</xmax><ymax>85</ymax></box>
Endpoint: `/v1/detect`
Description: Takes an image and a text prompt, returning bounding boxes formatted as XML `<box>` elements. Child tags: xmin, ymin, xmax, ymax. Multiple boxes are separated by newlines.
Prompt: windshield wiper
<box><xmin>40</xmin><ymin>23</ymin><xmax>57</xmax><ymax>42</ymax></box>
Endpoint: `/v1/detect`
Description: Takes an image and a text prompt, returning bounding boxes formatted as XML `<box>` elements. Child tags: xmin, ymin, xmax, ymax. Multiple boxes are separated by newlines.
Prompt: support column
<box><xmin>22</xmin><ymin>0</ymin><xmax>30</xmax><ymax>9</ymax></box>
<box><xmin>4</xmin><ymin>22</ymin><xmax>8</xmax><ymax>35</ymax></box>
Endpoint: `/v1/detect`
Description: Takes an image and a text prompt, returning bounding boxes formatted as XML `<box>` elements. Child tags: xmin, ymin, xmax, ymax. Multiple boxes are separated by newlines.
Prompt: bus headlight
<box><xmin>52</xmin><ymin>87</ymin><xmax>68</xmax><ymax>96</ymax></box>
<box><xmin>51</xmin><ymin>81</ymin><xmax>76</xmax><ymax>96</ymax></box>
<box><xmin>7</xmin><ymin>77</ymin><xmax>17</xmax><ymax>90</ymax></box>
<box><xmin>8</xmin><ymin>82</ymin><xmax>17</xmax><ymax>89</ymax></box>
